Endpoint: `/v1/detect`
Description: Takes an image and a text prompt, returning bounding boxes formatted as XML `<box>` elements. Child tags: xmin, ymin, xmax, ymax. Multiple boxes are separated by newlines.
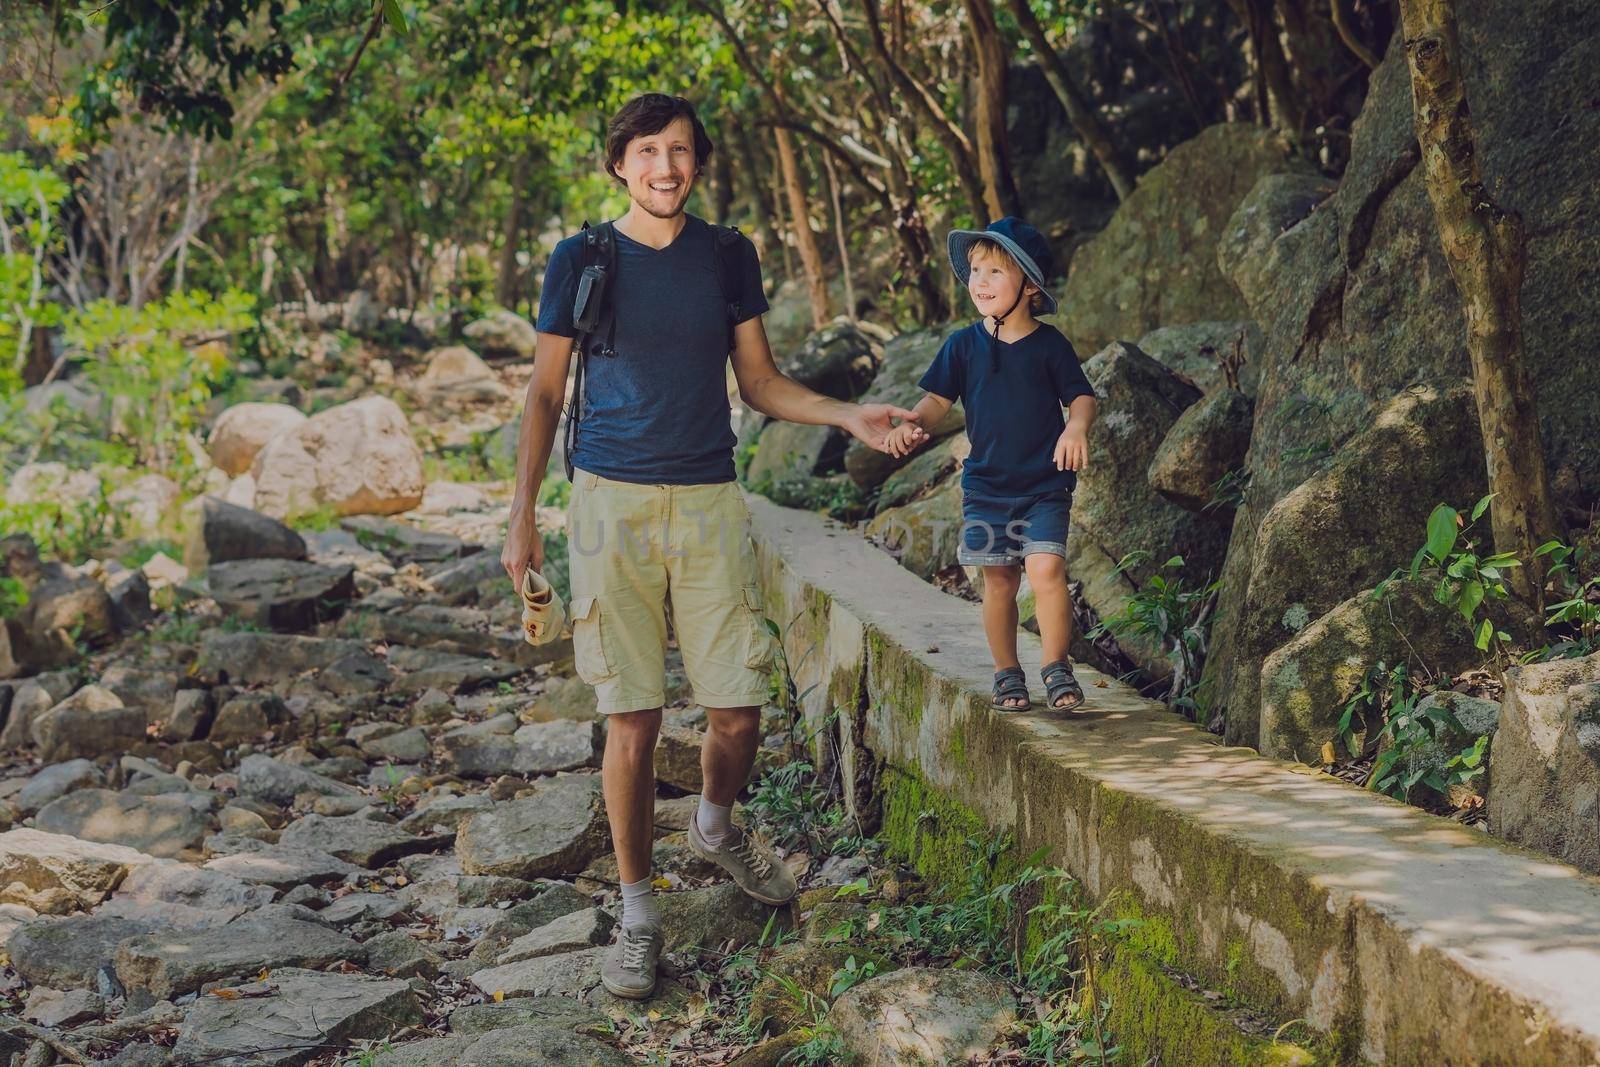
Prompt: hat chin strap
<box><xmin>989</xmin><ymin>287</ymin><xmax>1026</xmax><ymax>372</ymax></box>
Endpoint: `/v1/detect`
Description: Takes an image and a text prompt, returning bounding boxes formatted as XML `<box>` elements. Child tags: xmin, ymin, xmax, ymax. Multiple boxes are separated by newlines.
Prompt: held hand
<box><xmin>1053</xmin><ymin>427</ymin><xmax>1089</xmax><ymax>472</ymax></box>
<box><xmin>502</xmin><ymin>522</ymin><xmax>544</xmax><ymax>594</ymax></box>
<box><xmin>848</xmin><ymin>403</ymin><xmax>927</xmax><ymax>455</ymax></box>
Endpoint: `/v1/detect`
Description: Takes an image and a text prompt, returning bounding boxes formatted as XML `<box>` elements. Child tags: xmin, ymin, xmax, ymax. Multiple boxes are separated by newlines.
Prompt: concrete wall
<box><xmin>747</xmin><ymin>493</ymin><xmax>1600</xmax><ymax>1066</ymax></box>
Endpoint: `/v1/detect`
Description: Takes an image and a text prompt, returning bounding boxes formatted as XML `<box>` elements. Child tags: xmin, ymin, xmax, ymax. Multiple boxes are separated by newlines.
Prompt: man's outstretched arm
<box><xmin>729</xmin><ymin>315</ymin><xmax>926</xmax><ymax>454</ymax></box>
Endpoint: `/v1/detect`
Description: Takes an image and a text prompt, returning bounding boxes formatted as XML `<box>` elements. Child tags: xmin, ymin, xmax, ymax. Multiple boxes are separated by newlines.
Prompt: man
<box><xmin>500</xmin><ymin>93</ymin><xmax>927</xmax><ymax>1000</ymax></box>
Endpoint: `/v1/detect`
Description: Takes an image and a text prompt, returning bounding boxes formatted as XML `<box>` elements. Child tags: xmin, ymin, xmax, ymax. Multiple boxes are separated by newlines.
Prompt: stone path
<box><xmin>0</xmin><ymin>493</ymin><xmax>1023</xmax><ymax>1065</ymax></box>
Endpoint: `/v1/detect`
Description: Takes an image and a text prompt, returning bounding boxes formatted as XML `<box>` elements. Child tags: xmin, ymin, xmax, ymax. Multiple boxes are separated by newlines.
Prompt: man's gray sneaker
<box><xmin>688</xmin><ymin>815</ymin><xmax>797</xmax><ymax>905</ymax></box>
<box><xmin>601</xmin><ymin>924</ymin><xmax>662</xmax><ymax>1000</ymax></box>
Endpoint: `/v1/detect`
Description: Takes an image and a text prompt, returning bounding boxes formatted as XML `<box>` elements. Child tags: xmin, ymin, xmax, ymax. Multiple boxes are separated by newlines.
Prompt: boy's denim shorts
<box><xmin>958</xmin><ymin>488</ymin><xmax>1072</xmax><ymax>566</ymax></box>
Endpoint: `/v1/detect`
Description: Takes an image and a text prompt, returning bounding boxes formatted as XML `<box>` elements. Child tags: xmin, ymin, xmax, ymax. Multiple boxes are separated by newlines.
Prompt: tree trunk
<box><xmin>1226</xmin><ymin>0</ymin><xmax>1306</xmax><ymax>131</ymax></box>
<box><xmin>1006</xmin><ymin>0</ymin><xmax>1134</xmax><ymax>200</ymax></box>
<box><xmin>496</xmin><ymin>155</ymin><xmax>531</xmax><ymax>311</ymax></box>
<box><xmin>821</xmin><ymin>149</ymin><xmax>856</xmax><ymax>319</ymax></box>
<box><xmin>730</xmin><ymin>118</ymin><xmax>780</xmax><ymax>262</ymax></box>
<box><xmin>963</xmin><ymin>0</ymin><xmax>1022</xmax><ymax>218</ymax></box>
<box><xmin>708</xmin><ymin>133</ymin><xmax>735</xmax><ymax>224</ymax></box>
<box><xmin>1398</xmin><ymin>0</ymin><xmax>1558</xmax><ymax>602</ymax></box>
<box><xmin>774</xmin><ymin>125</ymin><xmax>832</xmax><ymax>328</ymax></box>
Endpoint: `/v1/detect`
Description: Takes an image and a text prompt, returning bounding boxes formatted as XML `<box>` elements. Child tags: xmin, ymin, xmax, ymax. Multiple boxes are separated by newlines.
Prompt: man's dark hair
<box><xmin>604</xmin><ymin>94</ymin><xmax>714</xmax><ymax>185</ymax></box>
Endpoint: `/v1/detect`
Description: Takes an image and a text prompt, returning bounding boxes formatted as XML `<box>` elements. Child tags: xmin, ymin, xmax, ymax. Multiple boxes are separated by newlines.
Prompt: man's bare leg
<box><xmin>603</xmin><ymin>706</ymin><xmax>663</xmax><ymax>923</ymax></box>
<box><xmin>700</xmin><ymin>704</ymin><xmax>762</xmax><ymax>813</ymax></box>
<box><xmin>689</xmin><ymin>703</ymin><xmax>796</xmax><ymax>903</ymax></box>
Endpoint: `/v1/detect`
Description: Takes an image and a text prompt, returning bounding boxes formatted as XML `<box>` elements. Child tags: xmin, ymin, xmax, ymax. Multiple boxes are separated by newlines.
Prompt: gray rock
<box><xmin>118</xmin><ymin>755</ymin><xmax>197</xmax><ymax>796</ymax></box>
<box><xmin>876</xmin><ymin>433</ymin><xmax>969</xmax><ymax>512</ymax></box>
<box><xmin>196</xmin><ymin>632</ymin><xmax>368</xmax><ymax>685</ymax></box>
<box><xmin>1146</xmin><ymin>387</ymin><xmax>1255</xmax><ymax>514</ymax></box>
<box><xmin>99</xmin><ymin>665</ymin><xmax>179</xmax><ymax>718</ymax></box>
<box><xmin>237</xmin><ymin>753</ymin><xmax>362</xmax><ymax>806</ymax></box>
<box><xmin>1215</xmin><ymin>171</ymin><xmax>1338</xmax><ymax>317</ymax></box>
<box><xmin>745</xmin><ymin>421</ymin><xmax>845</xmax><ymax>489</ymax></box>
<box><xmin>0</xmin><ymin>676</ymin><xmax>66</xmax><ymax>749</ymax></box>
<box><xmin>22</xmin><ymin>570</ymin><xmax>119</xmax><ymax>655</ymax></box>
<box><xmin>1062</xmin><ymin>123</ymin><xmax>1311</xmax><ymax>351</ymax></box>
<box><xmin>441</xmin><ymin>715</ymin><xmax>598</xmax><ymax>777</ymax></box>
<box><xmin>208</xmin><ymin>691</ymin><xmax>289</xmax><ymax>746</ymax></box>
<box><xmin>389</xmin><ymin>646</ymin><xmax>520</xmax><ymax>694</ymax></box>
<box><xmin>656</xmin><ymin>883</ymin><xmax>794</xmax><ymax>956</ymax></box>
<box><xmin>1134</xmin><ymin>321</ymin><xmax>1262</xmax><ymax>397</ymax></box>
<box><xmin>448</xmin><ymin>996</ymin><xmax>608</xmax><ymax>1036</ymax></box>
<box><xmin>843</xmin><ymin>323</ymin><xmax>968</xmax><ymax>490</ymax></box>
<box><xmin>399</xmin><ymin>793</ymin><xmax>493</xmax><ymax>836</ymax></box>
<box><xmin>7</xmin><ymin>913</ymin><xmax>154</xmax><ymax>988</ymax></box>
<box><xmin>828</xmin><ymin>967</ymin><xmax>1017</xmax><ymax>1066</ymax></box>
<box><xmin>201</xmin><ymin>838</ymin><xmax>362</xmax><ymax>889</ymax></box>
<box><xmin>35</xmin><ymin>789</ymin><xmax>215</xmax><ymax>859</ymax></box>
<box><xmin>364</xmin><ymin>929</ymin><xmax>443</xmax><ymax>978</ymax></box>
<box><xmin>371</xmin><ymin>1026</ymin><xmax>632</xmax><ymax>1067</ymax></box>
<box><xmin>358</xmin><ymin>725</ymin><xmax>430</xmax><ymax>763</ymax></box>
<box><xmin>864</xmin><ymin>474</ymin><xmax>963</xmax><ymax>580</ymax></box>
<box><xmin>165</xmin><ymin>688</ymin><xmax>215</xmax><ymax>742</ymax></box>
<box><xmin>97</xmin><ymin>862</ymin><xmax>277</xmax><ymax>928</ymax></box>
<box><xmin>115</xmin><ymin>916</ymin><xmax>365</xmax><ymax>1003</ymax></box>
<box><xmin>455</xmin><ymin>775</ymin><xmax>610</xmax><ymax>880</ymax></box>
<box><xmin>463</xmin><ymin>884</ymin><xmax>597</xmax><ymax>963</ymax></box>
<box><xmin>15</xmin><ymin>757</ymin><xmax>104</xmax><ymax>815</ymax></box>
<box><xmin>340</xmin><ymin>515</ymin><xmax>471</xmax><ymax>565</ymax></box>
<box><xmin>206</xmin><ymin>558</ymin><xmax>357</xmax><ymax>632</ymax></box>
<box><xmin>30</xmin><ymin>684</ymin><xmax>145</xmax><ymax>762</ymax></box>
<box><xmin>184</xmin><ymin>494</ymin><xmax>307</xmax><ymax>570</ymax></box>
<box><xmin>1491</xmin><ymin>651</ymin><xmax>1600</xmax><ymax>873</ymax></box>
<box><xmin>279</xmin><ymin>812</ymin><xmax>448</xmax><ymax>868</ymax></box>
<box><xmin>498</xmin><ymin>906</ymin><xmax>615</xmax><ymax>964</ymax></box>
<box><xmin>23</xmin><ymin>986</ymin><xmax>106</xmax><ymax>1028</ymax></box>
<box><xmin>463</xmin><ymin>309</ymin><xmax>537</xmax><ymax>360</ymax></box>
<box><xmin>318</xmin><ymin>891</ymin><xmax>408</xmax><ymax>925</ymax></box>
<box><xmin>653</xmin><ymin>724</ymin><xmax>705</xmax><ymax>793</ymax></box>
<box><xmin>0</xmin><ymin>828</ymin><xmax>157</xmax><ymax>914</ymax></box>
<box><xmin>172</xmin><ymin>968</ymin><xmax>421</xmax><ymax>1066</ymax></box>
<box><xmin>776</xmin><ymin>320</ymin><xmax>883</xmax><ymax>401</ymax></box>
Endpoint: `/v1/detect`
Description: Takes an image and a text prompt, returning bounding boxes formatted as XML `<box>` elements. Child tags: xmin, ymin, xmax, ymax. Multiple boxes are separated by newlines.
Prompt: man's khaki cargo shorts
<box><xmin>564</xmin><ymin>467</ymin><xmax>778</xmax><ymax>715</ymax></box>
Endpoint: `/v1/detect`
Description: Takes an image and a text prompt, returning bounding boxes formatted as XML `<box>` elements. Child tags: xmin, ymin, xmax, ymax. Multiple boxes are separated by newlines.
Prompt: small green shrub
<box><xmin>1088</xmin><ymin>552</ymin><xmax>1218</xmax><ymax>719</ymax></box>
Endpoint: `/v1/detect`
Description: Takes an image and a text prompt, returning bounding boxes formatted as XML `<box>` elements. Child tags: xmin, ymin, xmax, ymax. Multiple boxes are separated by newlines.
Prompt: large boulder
<box><xmin>455</xmin><ymin>774</ymin><xmax>610</xmax><ymax>880</ymax></box>
<box><xmin>1062</xmin><ymin>124</ymin><xmax>1311</xmax><ymax>351</ymax></box>
<box><xmin>279</xmin><ymin>813</ymin><xmax>448</xmax><ymax>868</ymax></box>
<box><xmin>208</xmin><ymin>402</ymin><xmax>307</xmax><ymax>476</ymax></box>
<box><xmin>439</xmin><ymin>715</ymin><xmax>599</xmax><ymax>778</ymax></box>
<box><xmin>463</xmin><ymin>309</ymin><xmax>537</xmax><ymax>360</ymax></box>
<box><xmin>184</xmin><ymin>495</ymin><xmax>307</xmax><ymax>570</ymax></box>
<box><xmin>843</xmin><ymin>323</ymin><xmax>968</xmax><ymax>489</ymax></box>
<box><xmin>1257</xmin><ymin>580</ymin><xmax>1525</xmax><ymax>763</ymax></box>
<box><xmin>777</xmin><ymin>321</ymin><xmax>884</xmax><ymax>400</ymax></box>
<box><xmin>19</xmin><ymin>569</ymin><xmax>119</xmax><ymax>658</ymax></box>
<box><xmin>827</xmin><ymin>967</ymin><xmax>1016</xmax><ymax>1067</ymax></box>
<box><xmin>197</xmin><ymin>632</ymin><xmax>369</xmax><ymax>686</ymax></box>
<box><xmin>251</xmin><ymin>395</ymin><xmax>426</xmax><ymax>519</ymax></box>
<box><xmin>744</xmin><ymin>420</ymin><xmax>845</xmax><ymax>491</ymax></box>
<box><xmin>115</xmin><ymin>916</ymin><xmax>365</xmax><ymax>1004</ymax></box>
<box><xmin>1146</xmin><ymin>387</ymin><xmax>1254</xmax><ymax>514</ymax></box>
<box><xmin>1490</xmin><ymin>651</ymin><xmax>1600</xmax><ymax>873</ymax></box>
<box><xmin>864</xmin><ymin>474</ymin><xmax>963</xmax><ymax>580</ymax></box>
<box><xmin>1216</xmin><ymin>385</ymin><xmax>1487</xmax><ymax>747</ymax></box>
<box><xmin>1134</xmin><ymin>321</ymin><xmax>1262</xmax><ymax>396</ymax></box>
<box><xmin>1074</xmin><ymin>342</ymin><xmax>1227</xmax><ymax>583</ymax></box>
<box><xmin>108</xmin><ymin>472</ymin><xmax>182</xmax><ymax>537</ymax></box>
<box><xmin>1204</xmin><ymin>8</ymin><xmax>1600</xmax><ymax>745</ymax></box>
<box><xmin>412</xmin><ymin>345</ymin><xmax>511</xmax><ymax>407</ymax></box>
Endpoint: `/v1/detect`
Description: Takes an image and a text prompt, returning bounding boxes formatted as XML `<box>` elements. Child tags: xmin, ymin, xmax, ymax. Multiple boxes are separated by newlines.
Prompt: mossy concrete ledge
<box><xmin>745</xmin><ymin>492</ymin><xmax>1600</xmax><ymax>1067</ymax></box>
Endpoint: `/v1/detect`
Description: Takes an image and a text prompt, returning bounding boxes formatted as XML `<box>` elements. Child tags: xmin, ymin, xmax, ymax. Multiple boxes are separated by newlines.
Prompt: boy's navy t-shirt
<box><xmin>917</xmin><ymin>321</ymin><xmax>1096</xmax><ymax>499</ymax></box>
<box><xmin>537</xmin><ymin>213</ymin><xmax>769</xmax><ymax>485</ymax></box>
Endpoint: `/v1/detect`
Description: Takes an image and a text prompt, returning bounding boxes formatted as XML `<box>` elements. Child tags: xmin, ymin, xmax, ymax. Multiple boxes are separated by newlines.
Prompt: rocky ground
<box><xmin>0</xmin><ymin>473</ymin><xmax>1040</xmax><ymax>1066</ymax></box>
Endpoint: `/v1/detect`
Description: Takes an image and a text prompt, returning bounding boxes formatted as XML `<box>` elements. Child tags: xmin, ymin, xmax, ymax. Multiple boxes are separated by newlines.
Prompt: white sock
<box><xmin>619</xmin><ymin>876</ymin><xmax>659</xmax><ymax>931</ymax></box>
<box><xmin>696</xmin><ymin>797</ymin><xmax>732</xmax><ymax>849</ymax></box>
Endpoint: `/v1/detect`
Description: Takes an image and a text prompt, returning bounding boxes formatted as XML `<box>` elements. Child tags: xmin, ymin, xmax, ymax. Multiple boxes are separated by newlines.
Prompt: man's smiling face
<box><xmin>616</xmin><ymin>116</ymin><xmax>697</xmax><ymax>220</ymax></box>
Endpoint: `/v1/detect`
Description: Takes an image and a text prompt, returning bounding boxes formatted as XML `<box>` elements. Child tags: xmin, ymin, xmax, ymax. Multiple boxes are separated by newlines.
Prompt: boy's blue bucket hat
<box><xmin>947</xmin><ymin>216</ymin><xmax>1058</xmax><ymax>316</ymax></box>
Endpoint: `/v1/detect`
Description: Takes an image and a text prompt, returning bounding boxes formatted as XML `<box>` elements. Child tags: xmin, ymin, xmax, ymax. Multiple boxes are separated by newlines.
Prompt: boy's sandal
<box><xmin>1041</xmin><ymin>660</ymin><xmax>1084</xmax><ymax>711</ymax></box>
<box><xmin>991</xmin><ymin>667</ymin><xmax>1032</xmax><ymax>711</ymax></box>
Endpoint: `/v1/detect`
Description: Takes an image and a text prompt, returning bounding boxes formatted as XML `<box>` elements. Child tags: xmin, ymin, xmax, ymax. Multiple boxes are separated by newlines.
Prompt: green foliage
<box><xmin>1203</xmin><ymin>466</ymin><xmax>1250</xmax><ymax>514</ymax></box>
<box><xmin>0</xmin><ymin>152</ymin><xmax>69</xmax><ymax>393</ymax></box>
<box><xmin>1534</xmin><ymin>538</ymin><xmax>1600</xmax><ymax>659</ymax></box>
<box><xmin>0</xmin><ymin>576</ymin><xmax>28</xmax><ymax>620</ymax></box>
<box><xmin>0</xmin><ymin>478</ymin><xmax>124</xmax><ymax>564</ymax></box>
<box><xmin>286</xmin><ymin>503</ymin><xmax>343</xmax><ymax>532</ymax></box>
<box><xmin>66</xmin><ymin>289</ymin><xmax>255</xmax><ymax>477</ymax></box>
<box><xmin>1335</xmin><ymin>662</ymin><xmax>1486</xmax><ymax>801</ymax></box>
<box><xmin>1089</xmin><ymin>552</ymin><xmax>1219</xmax><ymax>719</ymax></box>
<box><xmin>747</xmin><ymin>466</ymin><xmax>865</xmax><ymax>518</ymax></box>
<box><xmin>1378</xmin><ymin>495</ymin><xmax>1519</xmax><ymax>655</ymax></box>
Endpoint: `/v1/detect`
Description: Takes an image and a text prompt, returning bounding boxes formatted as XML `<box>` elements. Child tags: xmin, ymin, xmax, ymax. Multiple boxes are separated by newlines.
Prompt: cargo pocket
<box><xmin>741</xmin><ymin>583</ymin><xmax>777</xmax><ymax>671</ymax></box>
<box><xmin>569</xmin><ymin>595</ymin><xmax>617</xmax><ymax>684</ymax></box>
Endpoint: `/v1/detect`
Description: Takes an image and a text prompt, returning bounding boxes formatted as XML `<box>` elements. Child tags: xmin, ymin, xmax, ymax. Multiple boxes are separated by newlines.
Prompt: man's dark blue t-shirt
<box><xmin>917</xmin><ymin>321</ymin><xmax>1096</xmax><ymax>499</ymax></box>
<box><xmin>537</xmin><ymin>213</ymin><xmax>770</xmax><ymax>485</ymax></box>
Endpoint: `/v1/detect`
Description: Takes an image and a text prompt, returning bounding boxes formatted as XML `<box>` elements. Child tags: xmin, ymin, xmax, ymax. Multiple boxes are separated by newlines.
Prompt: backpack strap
<box><xmin>563</xmin><ymin>220</ymin><xmax>617</xmax><ymax>483</ymax></box>
<box><xmin>709</xmin><ymin>223</ymin><xmax>749</xmax><ymax>352</ymax></box>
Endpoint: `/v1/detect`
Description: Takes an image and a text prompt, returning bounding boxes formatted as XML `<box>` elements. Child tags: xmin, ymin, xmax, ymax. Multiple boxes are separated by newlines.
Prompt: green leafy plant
<box><xmin>1335</xmin><ymin>662</ymin><xmax>1485</xmax><ymax>802</ymax></box>
<box><xmin>1203</xmin><ymin>466</ymin><xmax>1250</xmax><ymax>513</ymax></box>
<box><xmin>827</xmin><ymin>954</ymin><xmax>879</xmax><ymax>998</ymax></box>
<box><xmin>0</xmin><ymin>480</ymin><xmax>124</xmax><ymax>563</ymax></box>
<box><xmin>1378</xmin><ymin>495</ymin><xmax>1520</xmax><ymax>654</ymax></box>
<box><xmin>0</xmin><ymin>576</ymin><xmax>28</xmax><ymax>620</ymax></box>
<box><xmin>1534</xmin><ymin>538</ymin><xmax>1600</xmax><ymax>658</ymax></box>
<box><xmin>1088</xmin><ymin>552</ymin><xmax>1219</xmax><ymax>719</ymax></box>
<box><xmin>0</xmin><ymin>152</ymin><xmax>68</xmax><ymax>393</ymax></box>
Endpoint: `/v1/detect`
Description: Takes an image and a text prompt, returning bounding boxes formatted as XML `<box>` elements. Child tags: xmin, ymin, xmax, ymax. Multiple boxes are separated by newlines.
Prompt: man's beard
<box><xmin>631</xmin><ymin>182</ymin><xmax>688</xmax><ymax>219</ymax></box>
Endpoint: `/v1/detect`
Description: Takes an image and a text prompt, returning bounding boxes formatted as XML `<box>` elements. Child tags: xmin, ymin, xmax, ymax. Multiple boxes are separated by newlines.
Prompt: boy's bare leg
<box><xmin>1025</xmin><ymin>554</ymin><xmax>1075</xmax><ymax>699</ymax></box>
<box><xmin>602</xmin><ymin>707</ymin><xmax>663</xmax><ymax>886</ymax></box>
<box><xmin>701</xmin><ymin>705</ymin><xmax>762</xmax><ymax>807</ymax></box>
<box><xmin>981</xmin><ymin>564</ymin><xmax>1027</xmax><ymax>708</ymax></box>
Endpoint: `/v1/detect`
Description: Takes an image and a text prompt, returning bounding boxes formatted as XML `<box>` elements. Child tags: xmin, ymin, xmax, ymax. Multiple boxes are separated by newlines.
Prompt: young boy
<box><xmin>885</xmin><ymin>216</ymin><xmax>1098</xmax><ymax>711</ymax></box>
